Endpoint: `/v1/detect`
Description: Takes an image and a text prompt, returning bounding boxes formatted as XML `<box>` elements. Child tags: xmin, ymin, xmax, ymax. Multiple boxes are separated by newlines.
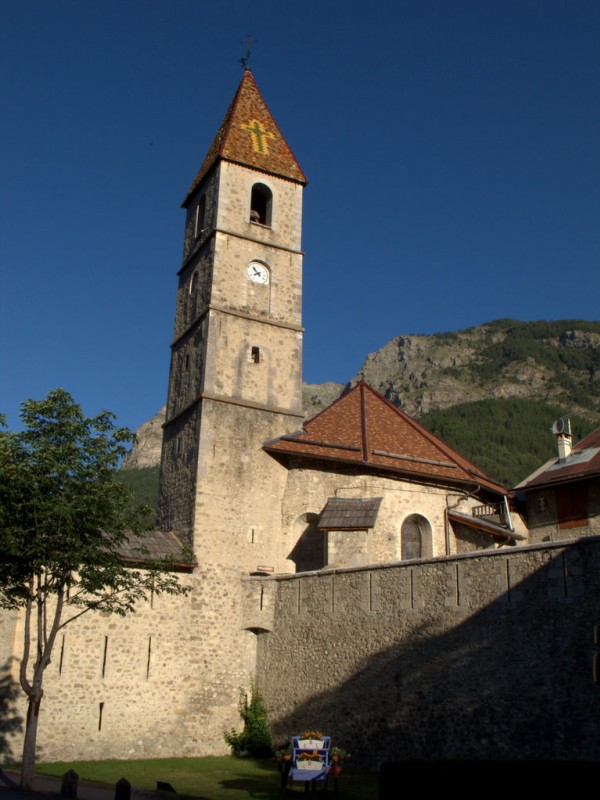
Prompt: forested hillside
<box><xmin>419</xmin><ymin>398</ymin><xmax>595</xmax><ymax>487</ymax></box>
<box><xmin>119</xmin><ymin>466</ymin><xmax>160</xmax><ymax>510</ymax></box>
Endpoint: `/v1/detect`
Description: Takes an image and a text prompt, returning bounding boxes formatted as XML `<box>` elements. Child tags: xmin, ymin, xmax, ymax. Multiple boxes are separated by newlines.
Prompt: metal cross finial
<box><xmin>240</xmin><ymin>34</ymin><xmax>256</xmax><ymax>70</ymax></box>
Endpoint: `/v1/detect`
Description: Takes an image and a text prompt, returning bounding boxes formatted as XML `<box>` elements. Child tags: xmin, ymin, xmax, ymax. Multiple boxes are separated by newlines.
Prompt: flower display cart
<box><xmin>288</xmin><ymin>735</ymin><xmax>331</xmax><ymax>793</ymax></box>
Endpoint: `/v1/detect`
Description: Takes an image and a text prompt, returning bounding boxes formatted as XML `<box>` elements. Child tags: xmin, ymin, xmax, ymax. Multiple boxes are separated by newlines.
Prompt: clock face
<box><xmin>247</xmin><ymin>262</ymin><xmax>269</xmax><ymax>285</ymax></box>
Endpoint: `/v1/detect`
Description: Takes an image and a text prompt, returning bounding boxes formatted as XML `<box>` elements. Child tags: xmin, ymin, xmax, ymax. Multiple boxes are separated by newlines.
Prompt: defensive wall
<box><xmin>2</xmin><ymin>539</ymin><xmax>599</xmax><ymax>766</ymax></box>
<box><xmin>0</xmin><ymin>569</ymin><xmax>255</xmax><ymax>764</ymax></box>
<box><xmin>247</xmin><ymin>537</ymin><xmax>600</xmax><ymax>766</ymax></box>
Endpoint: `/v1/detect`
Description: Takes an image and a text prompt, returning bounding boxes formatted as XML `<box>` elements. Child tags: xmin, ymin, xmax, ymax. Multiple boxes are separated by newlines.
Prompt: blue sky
<box><xmin>1</xmin><ymin>0</ymin><xmax>599</xmax><ymax>434</ymax></box>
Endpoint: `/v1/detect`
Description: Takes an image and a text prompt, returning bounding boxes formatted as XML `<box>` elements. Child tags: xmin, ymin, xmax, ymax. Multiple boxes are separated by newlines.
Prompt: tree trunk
<box><xmin>20</xmin><ymin>691</ymin><xmax>42</xmax><ymax>789</ymax></box>
<box><xmin>18</xmin><ymin>577</ymin><xmax>64</xmax><ymax>788</ymax></box>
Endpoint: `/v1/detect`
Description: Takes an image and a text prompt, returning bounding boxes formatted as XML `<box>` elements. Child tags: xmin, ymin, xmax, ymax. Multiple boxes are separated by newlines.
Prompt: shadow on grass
<box><xmin>219</xmin><ymin>778</ymin><xmax>279</xmax><ymax>797</ymax></box>
<box><xmin>238</xmin><ymin>758</ymin><xmax>281</xmax><ymax>772</ymax></box>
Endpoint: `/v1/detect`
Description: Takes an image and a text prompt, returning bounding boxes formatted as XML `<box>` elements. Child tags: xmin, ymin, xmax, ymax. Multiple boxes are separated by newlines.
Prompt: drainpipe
<box><xmin>502</xmin><ymin>495</ymin><xmax>514</xmax><ymax>532</ymax></box>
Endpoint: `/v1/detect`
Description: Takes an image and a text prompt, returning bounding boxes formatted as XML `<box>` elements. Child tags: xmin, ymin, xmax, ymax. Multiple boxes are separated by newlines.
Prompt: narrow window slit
<box><xmin>195</xmin><ymin>196</ymin><xmax>206</xmax><ymax>238</ymax></box>
<box><xmin>146</xmin><ymin>636</ymin><xmax>152</xmax><ymax>679</ymax></box>
<box><xmin>455</xmin><ymin>564</ymin><xmax>461</xmax><ymax>606</ymax></box>
<box><xmin>562</xmin><ymin>552</ymin><xmax>569</xmax><ymax>598</ymax></box>
<box><xmin>59</xmin><ymin>635</ymin><xmax>65</xmax><ymax>676</ymax></box>
<box><xmin>101</xmin><ymin>636</ymin><xmax>108</xmax><ymax>678</ymax></box>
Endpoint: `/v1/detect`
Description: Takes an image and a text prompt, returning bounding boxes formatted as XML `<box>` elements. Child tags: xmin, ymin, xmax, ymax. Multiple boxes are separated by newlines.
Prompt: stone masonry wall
<box><xmin>250</xmin><ymin>537</ymin><xmax>600</xmax><ymax>766</ymax></box>
<box><xmin>0</xmin><ymin>609</ymin><xmax>22</xmax><ymax>763</ymax></box>
<box><xmin>4</xmin><ymin>538</ymin><xmax>599</xmax><ymax>765</ymax></box>
<box><xmin>277</xmin><ymin>462</ymin><xmax>497</xmax><ymax>570</ymax></box>
<box><xmin>4</xmin><ymin>569</ymin><xmax>255</xmax><ymax>764</ymax></box>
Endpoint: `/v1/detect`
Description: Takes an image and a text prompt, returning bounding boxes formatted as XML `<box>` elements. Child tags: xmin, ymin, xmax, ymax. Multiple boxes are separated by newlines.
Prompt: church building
<box><xmin>156</xmin><ymin>65</ymin><xmax>514</xmax><ymax>577</ymax></box>
<box><xmin>9</xmin><ymin>69</ymin><xmax>598</xmax><ymax>768</ymax></box>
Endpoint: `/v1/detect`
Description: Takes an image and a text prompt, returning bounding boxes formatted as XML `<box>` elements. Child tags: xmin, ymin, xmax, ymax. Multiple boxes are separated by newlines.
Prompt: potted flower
<box><xmin>330</xmin><ymin>746</ymin><xmax>350</xmax><ymax>762</ymax></box>
<box><xmin>298</xmin><ymin>730</ymin><xmax>324</xmax><ymax>749</ymax></box>
<box><xmin>297</xmin><ymin>750</ymin><xmax>323</xmax><ymax>770</ymax></box>
<box><xmin>275</xmin><ymin>744</ymin><xmax>292</xmax><ymax>764</ymax></box>
<box><xmin>329</xmin><ymin>746</ymin><xmax>351</xmax><ymax>777</ymax></box>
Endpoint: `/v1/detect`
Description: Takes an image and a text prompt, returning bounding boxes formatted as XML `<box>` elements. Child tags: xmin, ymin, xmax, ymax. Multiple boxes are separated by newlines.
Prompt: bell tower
<box><xmin>157</xmin><ymin>70</ymin><xmax>306</xmax><ymax>571</ymax></box>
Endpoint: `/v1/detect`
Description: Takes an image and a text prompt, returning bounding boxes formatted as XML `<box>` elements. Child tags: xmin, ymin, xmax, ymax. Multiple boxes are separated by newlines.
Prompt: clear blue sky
<box><xmin>1</xmin><ymin>0</ymin><xmax>599</xmax><ymax>434</ymax></box>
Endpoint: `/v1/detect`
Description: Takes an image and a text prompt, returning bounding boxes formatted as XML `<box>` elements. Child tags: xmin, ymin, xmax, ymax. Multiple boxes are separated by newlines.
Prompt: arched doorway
<box><xmin>288</xmin><ymin>513</ymin><xmax>326</xmax><ymax>572</ymax></box>
<box><xmin>401</xmin><ymin>514</ymin><xmax>432</xmax><ymax>560</ymax></box>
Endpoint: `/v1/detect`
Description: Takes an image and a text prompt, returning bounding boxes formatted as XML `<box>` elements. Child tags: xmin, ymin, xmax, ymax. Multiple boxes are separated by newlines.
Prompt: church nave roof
<box><xmin>264</xmin><ymin>381</ymin><xmax>506</xmax><ymax>496</ymax></box>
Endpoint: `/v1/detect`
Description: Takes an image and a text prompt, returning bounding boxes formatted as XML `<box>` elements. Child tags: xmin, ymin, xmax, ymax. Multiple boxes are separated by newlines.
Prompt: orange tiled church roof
<box><xmin>183</xmin><ymin>69</ymin><xmax>306</xmax><ymax>205</ymax></box>
<box><xmin>264</xmin><ymin>382</ymin><xmax>506</xmax><ymax>495</ymax></box>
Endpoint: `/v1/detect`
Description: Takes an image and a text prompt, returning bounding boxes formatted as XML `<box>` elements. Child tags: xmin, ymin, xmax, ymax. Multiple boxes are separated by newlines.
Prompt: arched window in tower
<box><xmin>401</xmin><ymin>514</ymin><xmax>432</xmax><ymax>560</ymax></box>
<box><xmin>250</xmin><ymin>183</ymin><xmax>272</xmax><ymax>227</ymax></box>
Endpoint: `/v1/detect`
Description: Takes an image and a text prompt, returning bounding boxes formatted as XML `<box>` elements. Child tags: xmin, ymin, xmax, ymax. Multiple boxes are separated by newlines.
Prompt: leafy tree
<box><xmin>224</xmin><ymin>683</ymin><xmax>272</xmax><ymax>757</ymax></box>
<box><xmin>0</xmin><ymin>389</ymin><xmax>191</xmax><ymax>788</ymax></box>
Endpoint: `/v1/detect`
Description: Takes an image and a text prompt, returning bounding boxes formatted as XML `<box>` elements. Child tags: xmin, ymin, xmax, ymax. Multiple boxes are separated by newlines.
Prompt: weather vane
<box><xmin>240</xmin><ymin>34</ymin><xmax>257</xmax><ymax>70</ymax></box>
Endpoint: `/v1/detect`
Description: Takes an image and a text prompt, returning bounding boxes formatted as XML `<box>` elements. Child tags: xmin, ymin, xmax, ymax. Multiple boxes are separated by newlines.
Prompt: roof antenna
<box><xmin>240</xmin><ymin>34</ymin><xmax>257</xmax><ymax>70</ymax></box>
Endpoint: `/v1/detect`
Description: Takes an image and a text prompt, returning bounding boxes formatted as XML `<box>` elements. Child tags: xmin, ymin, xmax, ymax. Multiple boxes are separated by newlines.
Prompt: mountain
<box><xmin>310</xmin><ymin>319</ymin><xmax>600</xmax><ymax>419</ymax></box>
<box><xmin>122</xmin><ymin>319</ymin><xmax>600</xmax><ymax>491</ymax></box>
<box><xmin>122</xmin><ymin>406</ymin><xmax>165</xmax><ymax>470</ymax></box>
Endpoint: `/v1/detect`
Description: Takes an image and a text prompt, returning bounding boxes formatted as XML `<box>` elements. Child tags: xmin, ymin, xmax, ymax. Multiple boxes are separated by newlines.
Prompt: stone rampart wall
<box><xmin>251</xmin><ymin>537</ymin><xmax>600</xmax><ymax>766</ymax></box>
<box><xmin>4</xmin><ymin>539</ymin><xmax>599</xmax><ymax>766</ymax></box>
<box><xmin>3</xmin><ymin>568</ymin><xmax>254</xmax><ymax>765</ymax></box>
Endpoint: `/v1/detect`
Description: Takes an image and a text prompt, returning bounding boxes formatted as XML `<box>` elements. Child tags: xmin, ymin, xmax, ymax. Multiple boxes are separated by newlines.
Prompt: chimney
<box><xmin>557</xmin><ymin>433</ymin><xmax>572</xmax><ymax>461</ymax></box>
<box><xmin>552</xmin><ymin>418</ymin><xmax>572</xmax><ymax>461</ymax></box>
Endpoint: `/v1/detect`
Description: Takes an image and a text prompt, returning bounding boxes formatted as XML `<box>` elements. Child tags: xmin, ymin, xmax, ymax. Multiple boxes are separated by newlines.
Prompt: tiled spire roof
<box><xmin>183</xmin><ymin>70</ymin><xmax>306</xmax><ymax>206</ymax></box>
<box><xmin>264</xmin><ymin>382</ymin><xmax>506</xmax><ymax>495</ymax></box>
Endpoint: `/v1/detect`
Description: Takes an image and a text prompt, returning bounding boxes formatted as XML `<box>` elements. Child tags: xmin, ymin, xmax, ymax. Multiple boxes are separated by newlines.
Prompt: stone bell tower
<box><xmin>158</xmin><ymin>68</ymin><xmax>306</xmax><ymax>570</ymax></box>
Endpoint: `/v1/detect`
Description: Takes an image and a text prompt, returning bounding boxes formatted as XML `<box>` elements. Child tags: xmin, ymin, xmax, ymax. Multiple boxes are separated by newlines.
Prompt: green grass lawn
<box><xmin>36</xmin><ymin>756</ymin><xmax>378</xmax><ymax>799</ymax></box>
